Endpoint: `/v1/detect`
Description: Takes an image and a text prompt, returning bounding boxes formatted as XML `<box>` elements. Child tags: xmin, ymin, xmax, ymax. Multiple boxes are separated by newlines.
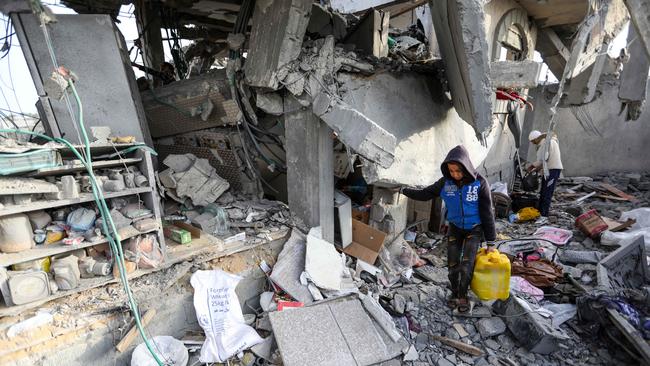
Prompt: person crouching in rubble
<box><xmin>398</xmin><ymin>145</ymin><xmax>496</xmax><ymax>313</ymax></box>
<box><xmin>527</xmin><ymin>130</ymin><xmax>563</xmax><ymax>224</ymax></box>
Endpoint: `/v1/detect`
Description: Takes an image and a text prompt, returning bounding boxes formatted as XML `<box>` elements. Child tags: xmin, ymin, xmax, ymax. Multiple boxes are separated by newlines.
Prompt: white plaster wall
<box><xmin>340</xmin><ymin>72</ymin><xmax>516</xmax><ymax>187</ymax></box>
<box><xmin>522</xmin><ymin>77</ymin><xmax>650</xmax><ymax>176</ymax></box>
<box><xmin>329</xmin><ymin>0</ymin><xmax>393</xmax><ymax>14</ymax></box>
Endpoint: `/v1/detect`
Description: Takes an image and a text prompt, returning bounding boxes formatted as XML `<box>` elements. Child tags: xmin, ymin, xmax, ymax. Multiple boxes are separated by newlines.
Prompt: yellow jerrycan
<box><xmin>470</xmin><ymin>248</ymin><xmax>511</xmax><ymax>300</ymax></box>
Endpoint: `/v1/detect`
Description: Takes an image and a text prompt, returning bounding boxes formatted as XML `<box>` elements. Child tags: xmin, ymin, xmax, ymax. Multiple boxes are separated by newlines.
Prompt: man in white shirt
<box><xmin>527</xmin><ymin>130</ymin><xmax>563</xmax><ymax>222</ymax></box>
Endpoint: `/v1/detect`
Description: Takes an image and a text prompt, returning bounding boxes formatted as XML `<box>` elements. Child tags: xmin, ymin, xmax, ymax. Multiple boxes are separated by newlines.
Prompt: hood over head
<box><xmin>441</xmin><ymin>145</ymin><xmax>478</xmax><ymax>182</ymax></box>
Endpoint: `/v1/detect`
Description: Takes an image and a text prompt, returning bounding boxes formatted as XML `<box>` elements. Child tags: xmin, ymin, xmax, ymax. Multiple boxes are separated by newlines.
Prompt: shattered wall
<box><xmin>339</xmin><ymin>72</ymin><xmax>517</xmax><ymax>187</ymax></box>
<box><xmin>522</xmin><ymin>75</ymin><xmax>650</xmax><ymax>176</ymax></box>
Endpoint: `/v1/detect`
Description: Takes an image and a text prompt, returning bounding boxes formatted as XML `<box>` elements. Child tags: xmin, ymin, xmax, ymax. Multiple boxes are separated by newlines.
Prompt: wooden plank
<box><xmin>431</xmin><ymin>335</ymin><xmax>483</xmax><ymax>356</ymax></box>
<box><xmin>607</xmin><ymin>308</ymin><xmax>650</xmax><ymax>364</ymax></box>
<box><xmin>116</xmin><ymin>308</ymin><xmax>157</xmax><ymax>353</ymax></box>
<box><xmin>27</xmin><ymin>158</ymin><xmax>142</xmax><ymax>177</ymax></box>
<box><xmin>0</xmin><ymin>225</ymin><xmax>159</xmax><ymax>267</ymax></box>
<box><xmin>0</xmin><ymin>187</ymin><xmax>152</xmax><ymax>216</ymax></box>
<box><xmin>173</xmin><ymin>221</ymin><xmax>202</xmax><ymax>238</ymax></box>
<box><xmin>599</xmin><ymin>183</ymin><xmax>638</xmax><ymax>202</ymax></box>
<box><xmin>593</xmin><ymin>194</ymin><xmax>630</xmax><ymax>202</ymax></box>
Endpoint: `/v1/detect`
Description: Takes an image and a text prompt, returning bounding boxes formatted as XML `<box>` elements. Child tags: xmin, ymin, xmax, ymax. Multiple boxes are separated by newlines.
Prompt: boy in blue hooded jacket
<box><xmin>400</xmin><ymin>145</ymin><xmax>496</xmax><ymax>312</ymax></box>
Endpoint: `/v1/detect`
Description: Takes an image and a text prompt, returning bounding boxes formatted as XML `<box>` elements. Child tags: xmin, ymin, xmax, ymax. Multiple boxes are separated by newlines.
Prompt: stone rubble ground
<box><xmin>371</xmin><ymin>171</ymin><xmax>650</xmax><ymax>365</ymax></box>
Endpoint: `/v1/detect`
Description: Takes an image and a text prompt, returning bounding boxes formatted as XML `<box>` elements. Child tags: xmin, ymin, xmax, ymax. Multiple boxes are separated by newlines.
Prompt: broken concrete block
<box><xmin>476</xmin><ymin>317</ymin><xmax>506</xmax><ymax>338</ymax></box>
<box><xmin>283</xmin><ymin>72</ymin><xmax>306</xmax><ymax>96</ymax></box>
<box><xmin>255</xmin><ymin>92</ymin><xmax>284</xmax><ymax>115</ymax></box>
<box><xmin>619</xmin><ymin>25</ymin><xmax>649</xmax><ymax>104</ymax></box>
<box><xmin>597</xmin><ymin>236</ymin><xmax>648</xmax><ymax>291</ymax></box>
<box><xmin>245</xmin><ymin>0</ymin><xmax>312</xmax><ymax>90</ymax></box>
<box><xmin>344</xmin><ymin>9</ymin><xmax>389</xmax><ymax>58</ymax></box>
<box><xmin>491</xmin><ymin>61</ymin><xmax>542</xmax><ymax>89</ymax></box>
<box><xmin>163</xmin><ymin>154</ymin><xmax>195</xmax><ymax>172</ymax></box>
<box><xmin>307</xmin><ymin>3</ymin><xmax>332</xmax><ymax>36</ymax></box>
<box><xmin>558</xmin><ymin>250</ymin><xmax>603</xmax><ymax>264</ymax></box>
<box><xmin>313</xmin><ymin>92</ymin><xmax>395</xmax><ymax>168</ymax></box>
<box><xmin>305</xmin><ymin>232</ymin><xmax>343</xmax><ymax>291</ymax></box>
<box><xmin>624</xmin><ymin>0</ymin><xmax>650</xmax><ymax>59</ymax></box>
<box><xmin>499</xmin><ymin>296</ymin><xmax>570</xmax><ymax>354</ymax></box>
<box><xmin>360</xmin><ymin>294</ymin><xmax>402</xmax><ymax>342</ymax></box>
<box><xmin>269</xmin><ymin>230</ymin><xmax>313</xmax><ymax>304</ymax></box>
<box><xmin>158</xmin><ymin>169</ymin><xmax>176</xmax><ymax>189</ymax></box>
<box><xmin>392</xmin><ymin>294</ymin><xmax>406</xmax><ymax>314</ymax></box>
<box><xmin>429</xmin><ymin>0</ymin><xmax>493</xmax><ymax>135</ymax></box>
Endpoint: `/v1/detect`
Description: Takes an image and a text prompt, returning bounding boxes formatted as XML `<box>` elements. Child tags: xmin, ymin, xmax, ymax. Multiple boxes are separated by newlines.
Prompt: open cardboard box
<box><xmin>343</xmin><ymin>219</ymin><xmax>387</xmax><ymax>264</ymax></box>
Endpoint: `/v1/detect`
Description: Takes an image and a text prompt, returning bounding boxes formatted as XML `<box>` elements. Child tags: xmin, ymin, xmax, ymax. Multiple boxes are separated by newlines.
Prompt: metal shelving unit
<box><xmin>0</xmin><ymin>145</ymin><xmax>165</xmax><ymax>311</ymax></box>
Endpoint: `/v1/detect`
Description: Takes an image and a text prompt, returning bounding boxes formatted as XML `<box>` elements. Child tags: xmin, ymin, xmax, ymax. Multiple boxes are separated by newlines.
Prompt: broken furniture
<box><xmin>0</xmin><ymin>143</ymin><xmax>165</xmax><ymax>314</ymax></box>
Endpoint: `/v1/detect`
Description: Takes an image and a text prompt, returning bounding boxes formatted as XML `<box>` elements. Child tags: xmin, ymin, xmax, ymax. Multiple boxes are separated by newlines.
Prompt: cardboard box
<box><xmin>343</xmin><ymin>219</ymin><xmax>387</xmax><ymax>264</ymax></box>
<box><xmin>352</xmin><ymin>208</ymin><xmax>369</xmax><ymax>224</ymax></box>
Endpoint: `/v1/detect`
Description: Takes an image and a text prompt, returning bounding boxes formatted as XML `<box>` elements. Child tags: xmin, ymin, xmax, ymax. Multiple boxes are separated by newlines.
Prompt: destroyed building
<box><xmin>0</xmin><ymin>0</ymin><xmax>650</xmax><ymax>365</ymax></box>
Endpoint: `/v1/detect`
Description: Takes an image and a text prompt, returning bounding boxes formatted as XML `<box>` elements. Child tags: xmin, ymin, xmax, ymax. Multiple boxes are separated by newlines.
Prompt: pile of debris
<box><xmin>198</xmin><ymin>171</ymin><xmax>650</xmax><ymax>366</ymax></box>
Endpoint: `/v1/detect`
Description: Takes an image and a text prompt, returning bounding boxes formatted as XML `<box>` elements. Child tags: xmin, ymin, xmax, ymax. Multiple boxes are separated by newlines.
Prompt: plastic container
<box><xmin>471</xmin><ymin>248</ymin><xmax>511</xmax><ymax>300</ymax></box>
<box><xmin>131</xmin><ymin>336</ymin><xmax>188</xmax><ymax>366</ymax></box>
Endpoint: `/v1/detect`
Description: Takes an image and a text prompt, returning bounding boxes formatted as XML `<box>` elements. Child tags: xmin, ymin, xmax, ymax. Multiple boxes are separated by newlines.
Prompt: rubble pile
<box><xmin>174</xmin><ymin>171</ymin><xmax>650</xmax><ymax>366</ymax></box>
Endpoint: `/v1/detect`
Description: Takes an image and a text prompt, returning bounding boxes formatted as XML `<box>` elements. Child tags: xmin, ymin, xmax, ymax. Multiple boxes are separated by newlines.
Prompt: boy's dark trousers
<box><xmin>538</xmin><ymin>169</ymin><xmax>562</xmax><ymax>217</ymax></box>
<box><xmin>447</xmin><ymin>224</ymin><xmax>482</xmax><ymax>298</ymax></box>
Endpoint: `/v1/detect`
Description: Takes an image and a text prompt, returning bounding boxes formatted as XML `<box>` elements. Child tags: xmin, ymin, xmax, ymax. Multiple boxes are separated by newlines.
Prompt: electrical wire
<box><xmin>37</xmin><ymin>7</ymin><xmax>86</xmax><ymax>154</ymax></box>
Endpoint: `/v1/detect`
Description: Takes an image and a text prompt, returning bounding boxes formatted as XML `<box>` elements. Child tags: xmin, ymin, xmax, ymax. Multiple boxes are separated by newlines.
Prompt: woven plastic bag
<box><xmin>190</xmin><ymin>270</ymin><xmax>263</xmax><ymax>362</ymax></box>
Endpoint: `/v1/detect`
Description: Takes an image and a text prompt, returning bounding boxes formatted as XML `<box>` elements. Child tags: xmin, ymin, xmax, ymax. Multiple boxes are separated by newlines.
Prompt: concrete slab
<box><xmin>245</xmin><ymin>0</ymin><xmax>312</xmax><ymax>90</ymax></box>
<box><xmin>624</xmin><ymin>0</ymin><xmax>650</xmax><ymax>59</ymax></box>
<box><xmin>269</xmin><ymin>230</ymin><xmax>313</xmax><ymax>304</ymax></box>
<box><xmin>597</xmin><ymin>236</ymin><xmax>647</xmax><ymax>291</ymax></box>
<box><xmin>313</xmin><ymin>92</ymin><xmax>396</xmax><ymax>168</ymax></box>
<box><xmin>619</xmin><ymin>25</ymin><xmax>649</xmax><ymax>102</ymax></box>
<box><xmin>12</xmin><ymin>13</ymin><xmax>152</xmax><ymax>145</ymax></box>
<box><xmin>270</xmin><ymin>298</ymin><xmax>400</xmax><ymax>366</ymax></box>
<box><xmin>305</xmin><ymin>232</ymin><xmax>343</xmax><ymax>291</ymax></box>
<box><xmin>329</xmin><ymin>299</ymin><xmax>390</xmax><ymax>365</ymax></box>
<box><xmin>501</xmin><ymin>295</ymin><xmax>570</xmax><ymax>354</ymax></box>
<box><xmin>429</xmin><ymin>0</ymin><xmax>493</xmax><ymax>135</ymax></box>
<box><xmin>491</xmin><ymin>61</ymin><xmax>543</xmax><ymax>89</ymax></box>
<box><xmin>360</xmin><ymin>294</ymin><xmax>402</xmax><ymax>342</ymax></box>
<box><xmin>269</xmin><ymin>303</ymin><xmax>357</xmax><ymax>366</ymax></box>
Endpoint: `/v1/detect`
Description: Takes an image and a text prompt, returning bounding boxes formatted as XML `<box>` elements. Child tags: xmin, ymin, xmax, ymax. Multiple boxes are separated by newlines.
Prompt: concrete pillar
<box><xmin>624</xmin><ymin>0</ymin><xmax>650</xmax><ymax>60</ymax></box>
<box><xmin>284</xmin><ymin>97</ymin><xmax>334</xmax><ymax>239</ymax></box>
<box><xmin>135</xmin><ymin>0</ymin><xmax>164</xmax><ymax>74</ymax></box>
<box><xmin>245</xmin><ymin>0</ymin><xmax>312</xmax><ymax>90</ymax></box>
<box><xmin>319</xmin><ymin>123</ymin><xmax>335</xmax><ymax>242</ymax></box>
<box><xmin>370</xmin><ymin>187</ymin><xmax>408</xmax><ymax>243</ymax></box>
